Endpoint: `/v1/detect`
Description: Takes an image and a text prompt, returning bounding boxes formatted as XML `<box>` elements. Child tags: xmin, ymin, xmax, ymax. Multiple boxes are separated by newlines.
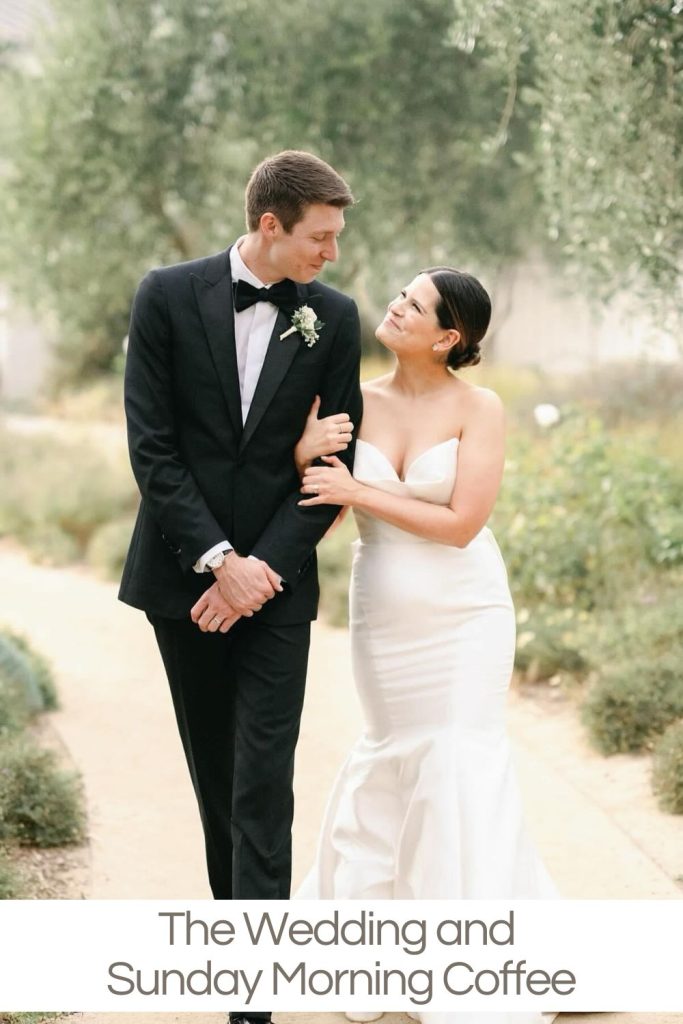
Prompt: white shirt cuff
<box><xmin>192</xmin><ymin>541</ymin><xmax>232</xmax><ymax>574</ymax></box>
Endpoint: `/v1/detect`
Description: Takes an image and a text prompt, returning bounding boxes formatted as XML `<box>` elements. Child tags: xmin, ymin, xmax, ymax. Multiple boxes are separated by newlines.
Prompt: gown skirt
<box><xmin>298</xmin><ymin>439</ymin><xmax>558</xmax><ymax>1024</ymax></box>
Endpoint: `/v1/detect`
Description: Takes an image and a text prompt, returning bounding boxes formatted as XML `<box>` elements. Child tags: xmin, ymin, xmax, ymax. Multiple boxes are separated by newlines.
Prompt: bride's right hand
<box><xmin>294</xmin><ymin>395</ymin><xmax>354</xmax><ymax>477</ymax></box>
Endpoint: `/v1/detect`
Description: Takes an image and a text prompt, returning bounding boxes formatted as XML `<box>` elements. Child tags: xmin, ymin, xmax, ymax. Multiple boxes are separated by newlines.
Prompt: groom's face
<box><xmin>270</xmin><ymin>203</ymin><xmax>345</xmax><ymax>283</ymax></box>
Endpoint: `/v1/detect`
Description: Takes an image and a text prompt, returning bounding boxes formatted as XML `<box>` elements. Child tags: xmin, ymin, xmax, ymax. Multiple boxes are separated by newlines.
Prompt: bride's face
<box><xmin>376</xmin><ymin>274</ymin><xmax>455</xmax><ymax>356</ymax></box>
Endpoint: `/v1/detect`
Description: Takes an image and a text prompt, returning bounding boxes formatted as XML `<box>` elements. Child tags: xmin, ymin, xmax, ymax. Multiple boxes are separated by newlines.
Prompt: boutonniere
<box><xmin>280</xmin><ymin>305</ymin><xmax>324</xmax><ymax>347</ymax></box>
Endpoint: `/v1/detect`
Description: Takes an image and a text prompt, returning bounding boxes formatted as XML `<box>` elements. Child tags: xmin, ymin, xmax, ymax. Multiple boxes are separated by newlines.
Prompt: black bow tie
<box><xmin>233</xmin><ymin>277</ymin><xmax>299</xmax><ymax>315</ymax></box>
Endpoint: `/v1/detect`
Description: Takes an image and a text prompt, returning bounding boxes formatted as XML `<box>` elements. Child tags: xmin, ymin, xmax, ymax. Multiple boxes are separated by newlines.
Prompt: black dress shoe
<box><xmin>229</xmin><ymin>1016</ymin><xmax>271</xmax><ymax>1023</ymax></box>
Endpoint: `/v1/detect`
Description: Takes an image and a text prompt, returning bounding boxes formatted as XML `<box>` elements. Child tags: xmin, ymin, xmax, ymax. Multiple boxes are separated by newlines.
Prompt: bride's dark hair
<box><xmin>422</xmin><ymin>267</ymin><xmax>491</xmax><ymax>371</ymax></box>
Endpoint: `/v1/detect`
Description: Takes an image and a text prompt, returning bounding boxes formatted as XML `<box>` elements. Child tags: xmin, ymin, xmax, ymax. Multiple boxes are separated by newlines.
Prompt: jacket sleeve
<box><xmin>124</xmin><ymin>270</ymin><xmax>227</xmax><ymax>573</ymax></box>
<box><xmin>250</xmin><ymin>297</ymin><xmax>363</xmax><ymax>585</ymax></box>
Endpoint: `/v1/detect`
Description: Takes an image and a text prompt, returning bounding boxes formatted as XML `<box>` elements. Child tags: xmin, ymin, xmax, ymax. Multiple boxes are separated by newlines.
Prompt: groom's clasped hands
<box><xmin>190</xmin><ymin>552</ymin><xmax>283</xmax><ymax>634</ymax></box>
<box><xmin>191</xmin><ymin>394</ymin><xmax>355</xmax><ymax>635</ymax></box>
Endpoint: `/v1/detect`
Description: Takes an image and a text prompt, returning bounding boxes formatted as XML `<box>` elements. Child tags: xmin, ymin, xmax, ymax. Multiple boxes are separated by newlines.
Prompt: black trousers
<box><xmin>150</xmin><ymin>613</ymin><xmax>311</xmax><ymax>902</ymax></box>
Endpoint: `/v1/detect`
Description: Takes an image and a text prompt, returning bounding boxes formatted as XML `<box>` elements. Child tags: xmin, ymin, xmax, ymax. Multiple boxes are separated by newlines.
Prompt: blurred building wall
<box><xmin>490</xmin><ymin>256</ymin><xmax>679</xmax><ymax>373</ymax></box>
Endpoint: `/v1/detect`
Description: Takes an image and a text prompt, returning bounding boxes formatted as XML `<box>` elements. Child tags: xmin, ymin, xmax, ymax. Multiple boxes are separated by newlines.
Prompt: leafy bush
<box><xmin>494</xmin><ymin>415</ymin><xmax>683</xmax><ymax>616</ymax></box>
<box><xmin>317</xmin><ymin>513</ymin><xmax>357</xmax><ymax>628</ymax></box>
<box><xmin>86</xmin><ymin>513</ymin><xmax>137</xmax><ymax>580</ymax></box>
<box><xmin>583</xmin><ymin>592</ymin><xmax>683</xmax><ymax>674</ymax></box>
<box><xmin>514</xmin><ymin>606</ymin><xmax>590</xmax><ymax>681</ymax></box>
<box><xmin>0</xmin><ymin>676</ymin><xmax>31</xmax><ymax>737</ymax></box>
<box><xmin>0</xmin><ymin>630</ymin><xmax>59</xmax><ymax>736</ymax></box>
<box><xmin>0</xmin><ymin>632</ymin><xmax>58</xmax><ymax>712</ymax></box>
<box><xmin>0</xmin><ymin>739</ymin><xmax>86</xmax><ymax>847</ymax></box>
<box><xmin>0</xmin><ymin>847</ymin><xmax>24</xmax><ymax>899</ymax></box>
<box><xmin>0</xmin><ymin>428</ymin><xmax>137</xmax><ymax>563</ymax></box>
<box><xmin>581</xmin><ymin>653</ymin><xmax>683</xmax><ymax>755</ymax></box>
<box><xmin>652</xmin><ymin>721</ymin><xmax>683</xmax><ymax>814</ymax></box>
<box><xmin>0</xmin><ymin>630</ymin><xmax>58</xmax><ymax>722</ymax></box>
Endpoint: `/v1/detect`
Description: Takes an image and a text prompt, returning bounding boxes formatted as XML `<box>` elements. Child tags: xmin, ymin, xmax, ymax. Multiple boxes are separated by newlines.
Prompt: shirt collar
<box><xmin>231</xmin><ymin>237</ymin><xmax>270</xmax><ymax>289</ymax></box>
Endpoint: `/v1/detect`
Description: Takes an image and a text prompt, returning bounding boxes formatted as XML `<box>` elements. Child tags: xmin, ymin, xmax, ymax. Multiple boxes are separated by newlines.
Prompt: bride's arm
<box><xmin>299</xmin><ymin>389</ymin><xmax>505</xmax><ymax>548</ymax></box>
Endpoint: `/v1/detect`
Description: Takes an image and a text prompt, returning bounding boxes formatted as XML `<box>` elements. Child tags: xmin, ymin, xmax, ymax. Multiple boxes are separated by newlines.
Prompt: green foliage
<box><xmin>494</xmin><ymin>415</ymin><xmax>683</xmax><ymax>618</ymax></box>
<box><xmin>0</xmin><ymin>738</ymin><xmax>86</xmax><ymax>848</ymax></box>
<box><xmin>0</xmin><ymin>848</ymin><xmax>24</xmax><ymax>899</ymax></box>
<box><xmin>514</xmin><ymin>607</ymin><xmax>589</xmax><ymax>682</ymax></box>
<box><xmin>86</xmin><ymin>513</ymin><xmax>138</xmax><ymax>580</ymax></box>
<box><xmin>0</xmin><ymin>0</ymin><xmax>542</xmax><ymax>386</ymax></box>
<box><xmin>317</xmin><ymin>513</ymin><xmax>357</xmax><ymax>629</ymax></box>
<box><xmin>0</xmin><ymin>429</ymin><xmax>137</xmax><ymax>562</ymax></box>
<box><xmin>452</xmin><ymin>0</ymin><xmax>683</xmax><ymax>317</ymax></box>
<box><xmin>652</xmin><ymin>720</ymin><xmax>683</xmax><ymax>814</ymax></box>
<box><xmin>0</xmin><ymin>635</ymin><xmax>43</xmax><ymax>736</ymax></box>
<box><xmin>0</xmin><ymin>627</ymin><xmax>59</xmax><ymax>736</ymax></box>
<box><xmin>585</xmin><ymin>590</ymin><xmax>683</xmax><ymax>672</ymax></box>
<box><xmin>581</xmin><ymin>652</ymin><xmax>683</xmax><ymax>754</ymax></box>
<box><xmin>0</xmin><ymin>1015</ymin><xmax>62</xmax><ymax>1024</ymax></box>
<box><xmin>0</xmin><ymin>630</ymin><xmax>58</xmax><ymax>714</ymax></box>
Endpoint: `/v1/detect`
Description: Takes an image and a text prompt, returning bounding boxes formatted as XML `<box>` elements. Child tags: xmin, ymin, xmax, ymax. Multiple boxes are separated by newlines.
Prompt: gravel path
<box><xmin>0</xmin><ymin>541</ymin><xmax>680</xmax><ymax>1024</ymax></box>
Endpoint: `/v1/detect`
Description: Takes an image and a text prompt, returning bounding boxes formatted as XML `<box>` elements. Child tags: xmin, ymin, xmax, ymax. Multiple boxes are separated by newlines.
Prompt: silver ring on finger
<box><xmin>211</xmin><ymin>616</ymin><xmax>222</xmax><ymax>628</ymax></box>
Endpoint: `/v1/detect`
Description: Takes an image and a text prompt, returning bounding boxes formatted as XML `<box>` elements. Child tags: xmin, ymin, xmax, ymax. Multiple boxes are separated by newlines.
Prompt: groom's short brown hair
<box><xmin>245</xmin><ymin>150</ymin><xmax>354</xmax><ymax>233</ymax></box>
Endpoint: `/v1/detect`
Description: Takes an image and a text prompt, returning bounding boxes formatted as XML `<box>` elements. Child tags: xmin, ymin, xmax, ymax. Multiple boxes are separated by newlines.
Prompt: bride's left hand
<box><xmin>298</xmin><ymin>455</ymin><xmax>362</xmax><ymax>507</ymax></box>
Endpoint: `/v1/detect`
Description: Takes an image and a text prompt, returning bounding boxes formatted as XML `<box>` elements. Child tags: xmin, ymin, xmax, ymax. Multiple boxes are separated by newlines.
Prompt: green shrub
<box><xmin>0</xmin><ymin>428</ymin><xmax>137</xmax><ymax>562</ymax></box>
<box><xmin>0</xmin><ymin>677</ymin><xmax>31</xmax><ymax>736</ymax></box>
<box><xmin>0</xmin><ymin>632</ymin><xmax>58</xmax><ymax>711</ymax></box>
<box><xmin>317</xmin><ymin>513</ymin><xmax>356</xmax><ymax>628</ymax></box>
<box><xmin>515</xmin><ymin>607</ymin><xmax>589</xmax><ymax>681</ymax></box>
<box><xmin>652</xmin><ymin>721</ymin><xmax>683</xmax><ymax>814</ymax></box>
<box><xmin>86</xmin><ymin>513</ymin><xmax>137</xmax><ymax>580</ymax></box>
<box><xmin>581</xmin><ymin>653</ymin><xmax>683</xmax><ymax>754</ymax></box>
<box><xmin>584</xmin><ymin>591</ymin><xmax>683</xmax><ymax>673</ymax></box>
<box><xmin>0</xmin><ymin>739</ymin><xmax>86</xmax><ymax>847</ymax></box>
<box><xmin>0</xmin><ymin>847</ymin><xmax>23</xmax><ymax>899</ymax></box>
<box><xmin>0</xmin><ymin>630</ymin><xmax>59</xmax><ymax>735</ymax></box>
<box><xmin>493</xmin><ymin>415</ymin><xmax>683</xmax><ymax>614</ymax></box>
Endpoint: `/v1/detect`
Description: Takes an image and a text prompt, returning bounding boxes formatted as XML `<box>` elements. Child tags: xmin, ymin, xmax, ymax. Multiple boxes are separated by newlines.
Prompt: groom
<box><xmin>119</xmin><ymin>151</ymin><xmax>362</xmax><ymax>921</ymax></box>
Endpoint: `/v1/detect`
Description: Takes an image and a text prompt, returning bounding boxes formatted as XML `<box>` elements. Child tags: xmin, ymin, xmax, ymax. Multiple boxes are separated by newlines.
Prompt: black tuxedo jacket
<box><xmin>118</xmin><ymin>245</ymin><xmax>363</xmax><ymax>624</ymax></box>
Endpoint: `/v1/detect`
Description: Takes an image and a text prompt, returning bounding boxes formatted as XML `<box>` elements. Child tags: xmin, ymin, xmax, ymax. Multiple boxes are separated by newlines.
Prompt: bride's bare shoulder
<box><xmin>361</xmin><ymin>374</ymin><xmax>394</xmax><ymax>403</ymax></box>
<box><xmin>456</xmin><ymin>379</ymin><xmax>505</xmax><ymax>423</ymax></box>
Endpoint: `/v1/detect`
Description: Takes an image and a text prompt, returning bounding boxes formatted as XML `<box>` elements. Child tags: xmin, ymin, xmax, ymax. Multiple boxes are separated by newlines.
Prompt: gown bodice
<box><xmin>352</xmin><ymin>437</ymin><xmax>459</xmax><ymax>545</ymax></box>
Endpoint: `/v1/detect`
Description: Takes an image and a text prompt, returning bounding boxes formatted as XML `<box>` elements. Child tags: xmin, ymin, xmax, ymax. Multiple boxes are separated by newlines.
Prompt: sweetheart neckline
<box><xmin>355</xmin><ymin>436</ymin><xmax>459</xmax><ymax>484</ymax></box>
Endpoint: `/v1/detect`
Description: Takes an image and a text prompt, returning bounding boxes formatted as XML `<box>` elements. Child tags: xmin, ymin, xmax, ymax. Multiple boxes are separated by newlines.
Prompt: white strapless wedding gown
<box><xmin>299</xmin><ymin>437</ymin><xmax>559</xmax><ymax>1024</ymax></box>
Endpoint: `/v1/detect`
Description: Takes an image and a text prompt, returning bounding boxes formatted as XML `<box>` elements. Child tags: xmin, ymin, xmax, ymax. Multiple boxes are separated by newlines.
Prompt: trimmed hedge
<box><xmin>581</xmin><ymin>653</ymin><xmax>683</xmax><ymax>755</ymax></box>
<box><xmin>652</xmin><ymin>721</ymin><xmax>683</xmax><ymax>814</ymax></box>
<box><xmin>0</xmin><ymin>739</ymin><xmax>86</xmax><ymax>847</ymax></box>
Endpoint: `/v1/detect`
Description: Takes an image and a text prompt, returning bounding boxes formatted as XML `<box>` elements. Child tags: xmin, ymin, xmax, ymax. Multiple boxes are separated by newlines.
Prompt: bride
<box><xmin>293</xmin><ymin>266</ymin><xmax>558</xmax><ymax>1024</ymax></box>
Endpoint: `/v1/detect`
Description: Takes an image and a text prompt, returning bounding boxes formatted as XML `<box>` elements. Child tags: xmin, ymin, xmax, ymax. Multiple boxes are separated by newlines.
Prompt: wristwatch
<box><xmin>206</xmin><ymin>549</ymin><xmax>232</xmax><ymax>572</ymax></box>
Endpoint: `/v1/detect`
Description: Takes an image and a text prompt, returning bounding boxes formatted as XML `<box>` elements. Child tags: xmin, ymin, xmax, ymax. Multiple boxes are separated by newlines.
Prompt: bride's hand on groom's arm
<box><xmin>299</xmin><ymin>456</ymin><xmax>364</xmax><ymax>507</ymax></box>
<box><xmin>294</xmin><ymin>395</ymin><xmax>354</xmax><ymax>478</ymax></box>
<box><xmin>190</xmin><ymin>583</ymin><xmax>241</xmax><ymax>634</ymax></box>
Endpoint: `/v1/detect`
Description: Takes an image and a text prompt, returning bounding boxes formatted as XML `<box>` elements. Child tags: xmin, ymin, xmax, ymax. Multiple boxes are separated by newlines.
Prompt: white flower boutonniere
<box><xmin>280</xmin><ymin>305</ymin><xmax>324</xmax><ymax>347</ymax></box>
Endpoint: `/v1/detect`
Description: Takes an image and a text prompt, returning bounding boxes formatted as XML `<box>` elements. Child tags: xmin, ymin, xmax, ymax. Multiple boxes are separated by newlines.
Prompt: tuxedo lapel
<box><xmin>190</xmin><ymin>248</ymin><xmax>242</xmax><ymax>436</ymax></box>
<box><xmin>239</xmin><ymin>282</ymin><xmax>311</xmax><ymax>454</ymax></box>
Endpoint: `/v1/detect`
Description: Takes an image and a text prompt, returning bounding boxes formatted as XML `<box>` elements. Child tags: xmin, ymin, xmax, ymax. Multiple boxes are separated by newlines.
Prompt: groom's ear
<box><xmin>259</xmin><ymin>211</ymin><xmax>284</xmax><ymax>238</ymax></box>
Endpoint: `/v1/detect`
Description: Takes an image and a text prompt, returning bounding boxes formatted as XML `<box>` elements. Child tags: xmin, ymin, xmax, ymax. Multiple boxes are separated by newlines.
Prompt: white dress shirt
<box><xmin>193</xmin><ymin>240</ymin><xmax>281</xmax><ymax>573</ymax></box>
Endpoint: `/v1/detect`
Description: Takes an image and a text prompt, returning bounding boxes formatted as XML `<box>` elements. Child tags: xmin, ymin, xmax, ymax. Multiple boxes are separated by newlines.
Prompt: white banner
<box><xmin>0</xmin><ymin>899</ymin><xmax>681</xmax><ymax>1011</ymax></box>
